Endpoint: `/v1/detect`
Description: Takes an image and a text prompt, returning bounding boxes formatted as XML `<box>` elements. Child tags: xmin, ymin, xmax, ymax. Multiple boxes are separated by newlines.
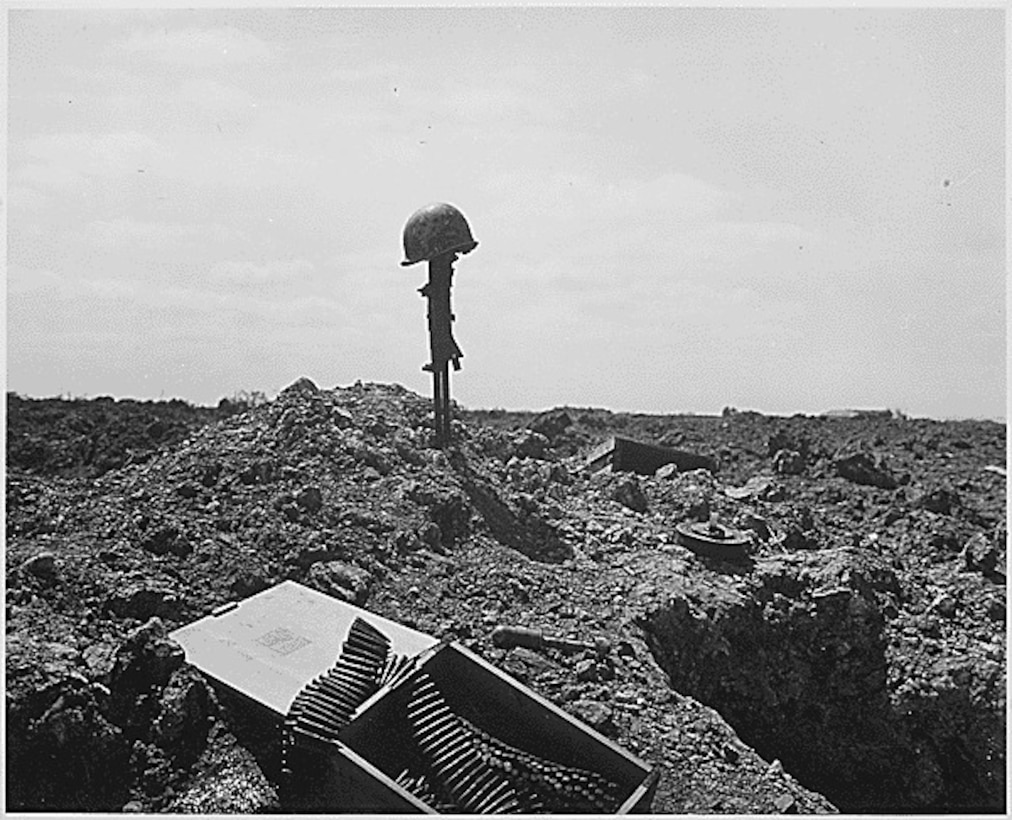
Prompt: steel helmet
<box><xmin>401</xmin><ymin>202</ymin><xmax>478</xmax><ymax>266</ymax></box>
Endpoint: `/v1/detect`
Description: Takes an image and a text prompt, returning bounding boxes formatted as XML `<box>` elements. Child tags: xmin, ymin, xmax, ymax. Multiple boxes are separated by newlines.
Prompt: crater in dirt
<box><xmin>637</xmin><ymin>546</ymin><xmax>1005</xmax><ymax>812</ymax></box>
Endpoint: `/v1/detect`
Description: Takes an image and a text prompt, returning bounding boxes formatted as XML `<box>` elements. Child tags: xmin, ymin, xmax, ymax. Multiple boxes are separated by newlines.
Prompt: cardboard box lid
<box><xmin>169</xmin><ymin>580</ymin><xmax>438</xmax><ymax>715</ymax></box>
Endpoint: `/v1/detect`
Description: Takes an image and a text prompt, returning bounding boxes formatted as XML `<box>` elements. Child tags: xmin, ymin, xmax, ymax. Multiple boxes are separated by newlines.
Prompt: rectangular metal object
<box><xmin>585</xmin><ymin>435</ymin><xmax>716</xmax><ymax>476</ymax></box>
<box><xmin>168</xmin><ymin>580</ymin><xmax>438</xmax><ymax>715</ymax></box>
<box><xmin>286</xmin><ymin>731</ymin><xmax>436</xmax><ymax>814</ymax></box>
<box><xmin>323</xmin><ymin>642</ymin><xmax>656</xmax><ymax>814</ymax></box>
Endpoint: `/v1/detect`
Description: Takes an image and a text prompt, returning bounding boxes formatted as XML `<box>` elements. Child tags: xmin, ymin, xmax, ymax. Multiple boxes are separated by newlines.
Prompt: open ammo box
<box><xmin>170</xmin><ymin>581</ymin><xmax>656</xmax><ymax>813</ymax></box>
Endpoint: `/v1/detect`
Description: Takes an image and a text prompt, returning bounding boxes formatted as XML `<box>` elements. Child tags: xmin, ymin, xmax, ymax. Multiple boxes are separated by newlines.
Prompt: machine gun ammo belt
<box><xmin>283</xmin><ymin>617</ymin><xmax>399</xmax><ymax>771</ymax></box>
<box><xmin>283</xmin><ymin>624</ymin><xmax>624</xmax><ymax>813</ymax></box>
<box><xmin>399</xmin><ymin>670</ymin><xmax>623</xmax><ymax>814</ymax></box>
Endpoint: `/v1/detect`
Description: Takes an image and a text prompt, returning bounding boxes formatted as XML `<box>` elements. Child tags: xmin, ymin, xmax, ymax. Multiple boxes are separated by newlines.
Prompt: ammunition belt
<box><xmin>284</xmin><ymin>624</ymin><xmax>624</xmax><ymax>813</ymax></box>
<box><xmin>283</xmin><ymin>617</ymin><xmax>399</xmax><ymax>771</ymax></box>
<box><xmin>402</xmin><ymin>670</ymin><xmax>623</xmax><ymax>813</ymax></box>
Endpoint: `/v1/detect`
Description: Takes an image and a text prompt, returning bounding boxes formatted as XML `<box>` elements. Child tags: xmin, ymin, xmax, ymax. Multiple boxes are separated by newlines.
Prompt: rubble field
<box><xmin>5</xmin><ymin>380</ymin><xmax>1006</xmax><ymax>813</ymax></box>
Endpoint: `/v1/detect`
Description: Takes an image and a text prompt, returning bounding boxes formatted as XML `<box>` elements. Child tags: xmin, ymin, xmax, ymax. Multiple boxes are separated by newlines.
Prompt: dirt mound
<box><xmin>6</xmin><ymin>384</ymin><xmax>1005</xmax><ymax>813</ymax></box>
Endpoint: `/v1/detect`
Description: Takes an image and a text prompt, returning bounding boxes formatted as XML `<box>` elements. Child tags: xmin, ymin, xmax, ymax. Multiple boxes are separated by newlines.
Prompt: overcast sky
<box><xmin>7</xmin><ymin>7</ymin><xmax>1006</xmax><ymax>419</ymax></box>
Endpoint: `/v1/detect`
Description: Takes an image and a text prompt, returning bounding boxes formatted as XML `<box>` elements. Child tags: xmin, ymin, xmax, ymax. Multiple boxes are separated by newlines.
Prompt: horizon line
<box><xmin>6</xmin><ymin>385</ymin><xmax>1007</xmax><ymax>425</ymax></box>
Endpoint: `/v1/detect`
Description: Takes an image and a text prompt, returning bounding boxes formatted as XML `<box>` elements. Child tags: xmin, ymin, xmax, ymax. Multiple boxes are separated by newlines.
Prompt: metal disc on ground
<box><xmin>675</xmin><ymin>521</ymin><xmax>750</xmax><ymax>561</ymax></box>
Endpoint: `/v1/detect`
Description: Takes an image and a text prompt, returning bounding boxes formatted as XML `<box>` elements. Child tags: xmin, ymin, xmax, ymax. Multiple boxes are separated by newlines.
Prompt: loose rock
<box><xmin>835</xmin><ymin>451</ymin><xmax>898</xmax><ymax>489</ymax></box>
<box><xmin>306</xmin><ymin>561</ymin><xmax>372</xmax><ymax>605</ymax></box>
<box><xmin>295</xmin><ymin>486</ymin><xmax>323</xmax><ymax>513</ymax></box>
<box><xmin>914</xmin><ymin>486</ymin><xmax>959</xmax><ymax>515</ymax></box>
<box><xmin>612</xmin><ymin>476</ymin><xmax>649</xmax><ymax>513</ymax></box>
<box><xmin>655</xmin><ymin>462</ymin><xmax>680</xmax><ymax>480</ymax></box>
<box><xmin>529</xmin><ymin>409</ymin><xmax>573</xmax><ymax>441</ymax></box>
<box><xmin>139</xmin><ymin>524</ymin><xmax>191</xmax><ymax>558</ymax></box>
<box><xmin>568</xmin><ymin>699</ymin><xmax>616</xmax><ymax>735</ymax></box>
<box><xmin>961</xmin><ymin>531</ymin><xmax>1005</xmax><ymax>577</ymax></box>
<box><xmin>773</xmin><ymin>449</ymin><xmax>805</xmax><ymax>475</ymax></box>
<box><xmin>106</xmin><ymin>583</ymin><xmax>184</xmax><ymax>621</ymax></box>
<box><xmin>574</xmin><ymin>658</ymin><xmax>598</xmax><ymax>682</ymax></box>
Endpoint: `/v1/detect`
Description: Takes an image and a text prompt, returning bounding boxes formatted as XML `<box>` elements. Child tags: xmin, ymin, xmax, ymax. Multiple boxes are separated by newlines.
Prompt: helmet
<box><xmin>401</xmin><ymin>202</ymin><xmax>478</xmax><ymax>266</ymax></box>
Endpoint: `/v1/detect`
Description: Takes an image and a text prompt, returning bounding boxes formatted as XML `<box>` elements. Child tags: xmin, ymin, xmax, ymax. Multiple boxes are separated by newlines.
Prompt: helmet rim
<box><xmin>400</xmin><ymin>238</ymin><xmax>477</xmax><ymax>266</ymax></box>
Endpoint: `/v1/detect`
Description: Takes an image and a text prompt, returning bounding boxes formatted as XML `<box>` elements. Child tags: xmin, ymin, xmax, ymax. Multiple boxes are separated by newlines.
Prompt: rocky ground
<box><xmin>5</xmin><ymin>381</ymin><xmax>1006</xmax><ymax>814</ymax></box>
